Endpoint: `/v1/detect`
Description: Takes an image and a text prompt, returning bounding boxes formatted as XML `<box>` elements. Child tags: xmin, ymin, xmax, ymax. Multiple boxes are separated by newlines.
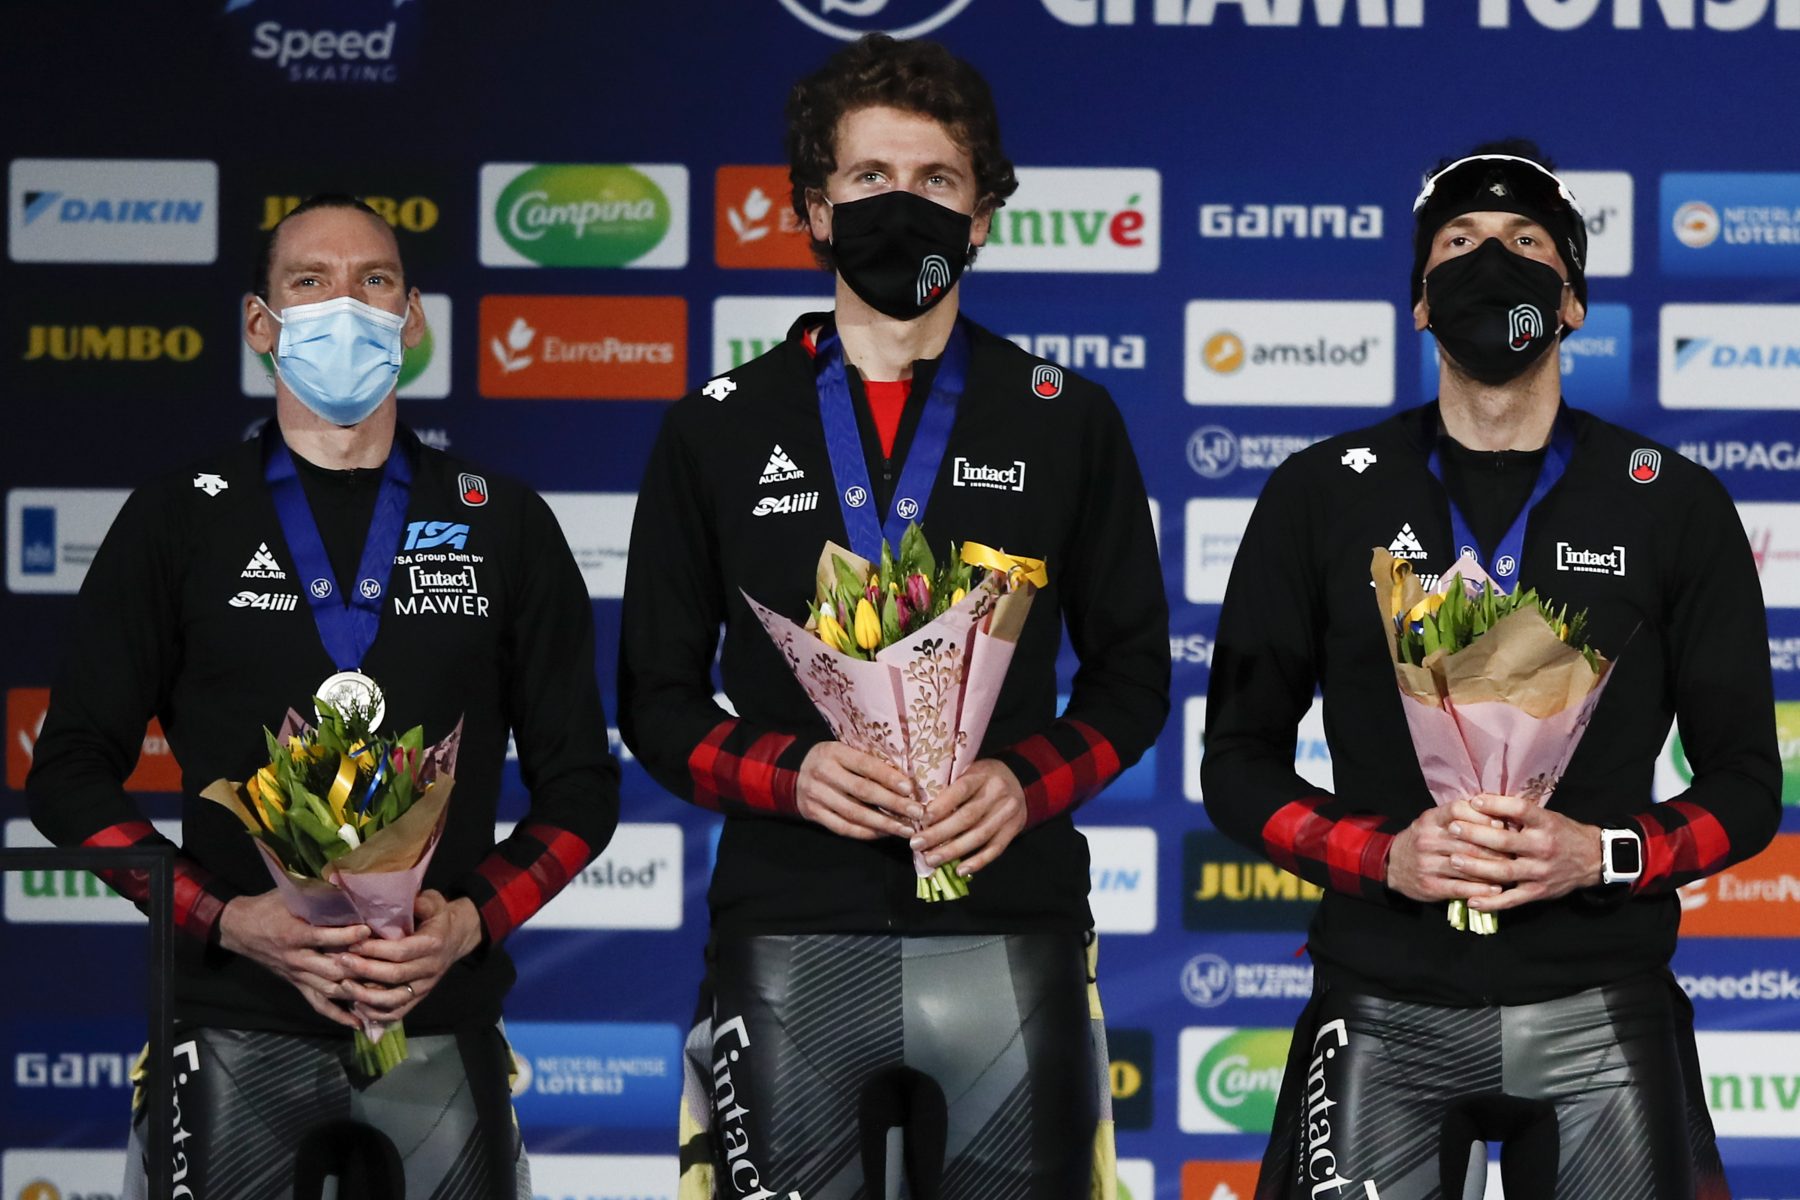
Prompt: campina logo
<box><xmin>776</xmin><ymin>0</ymin><xmax>974</xmax><ymax>40</ymax></box>
<box><xmin>479</xmin><ymin>164</ymin><xmax>688</xmax><ymax>268</ymax></box>
<box><xmin>1177</xmin><ymin>1027</ymin><xmax>1291</xmax><ymax>1134</ymax></box>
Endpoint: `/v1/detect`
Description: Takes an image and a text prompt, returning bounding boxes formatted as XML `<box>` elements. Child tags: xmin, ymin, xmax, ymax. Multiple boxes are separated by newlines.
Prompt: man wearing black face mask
<box><xmin>1203</xmin><ymin>142</ymin><xmax>1778</xmax><ymax>1199</ymax></box>
<box><xmin>620</xmin><ymin>33</ymin><xmax>1168</xmax><ymax>1200</ymax></box>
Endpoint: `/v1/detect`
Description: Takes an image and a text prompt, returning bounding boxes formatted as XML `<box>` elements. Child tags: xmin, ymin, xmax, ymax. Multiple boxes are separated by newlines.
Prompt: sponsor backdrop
<box><xmin>3</xmin><ymin>3</ymin><xmax>1799</xmax><ymax>1197</ymax></box>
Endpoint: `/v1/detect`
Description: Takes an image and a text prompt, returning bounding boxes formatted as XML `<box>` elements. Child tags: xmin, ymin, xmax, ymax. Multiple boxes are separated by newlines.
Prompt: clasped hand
<box><xmin>1385</xmin><ymin>793</ymin><xmax>1604</xmax><ymax>912</ymax></box>
<box><xmin>796</xmin><ymin>743</ymin><xmax>1027</xmax><ymax>877</ymax></box>
<box><xmin>219</xmin><ymin>888</ymin><xmax>482</xmax><ymax>1028</ymax></box>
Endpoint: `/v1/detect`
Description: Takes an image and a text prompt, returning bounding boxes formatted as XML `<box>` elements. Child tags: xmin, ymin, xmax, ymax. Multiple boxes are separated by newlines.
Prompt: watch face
<box><xmin>1609</xmin><ymin>833</ymin><xmax>1643</xmax><ymax>876</ymax></box>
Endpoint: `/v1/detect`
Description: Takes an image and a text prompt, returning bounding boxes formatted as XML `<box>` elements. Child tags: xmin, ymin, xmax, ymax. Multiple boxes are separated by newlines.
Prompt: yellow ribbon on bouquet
<box><xmin>961</xmin><ymin>542</ymin><xmax>1048</xmax><ymax>589</ymax></box>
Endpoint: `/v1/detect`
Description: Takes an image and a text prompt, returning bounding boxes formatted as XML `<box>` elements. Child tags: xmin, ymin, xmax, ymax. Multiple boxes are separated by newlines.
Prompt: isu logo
<box><xmin>1508</xmin><ymin>303</ymin><xmax>1544</xmax><ymax>350</ymax></box>
<box><xmin>1031</xmin><ymin>363</ymin><xmax>1064</xmax><ymax>398</ymax></box>
<box><xmin>1629</xmin><ymin>448</ymin><xmax>1662</xmax><ymax>484</ymax></box>
<box><xmin>916</xmin><ymin>254</ymin><xmax>952</xmax><ymax>307</ymax></box>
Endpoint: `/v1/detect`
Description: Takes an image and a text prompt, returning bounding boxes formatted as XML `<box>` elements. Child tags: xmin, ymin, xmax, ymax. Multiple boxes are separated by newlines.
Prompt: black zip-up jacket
<box><xmin>1203</xmin><ymin>401</ymin><xmax>1781</xmax><ymax>1007</ymax></box>
<box><xmin>618</xmin><ymin>315</ymin><xmax>1171</xmax><ymax>937</ymax></box>
<box><xmin>27</xmin><ymin>425</ymin><xmax>619</xmax><ymax>1034</ymax></box>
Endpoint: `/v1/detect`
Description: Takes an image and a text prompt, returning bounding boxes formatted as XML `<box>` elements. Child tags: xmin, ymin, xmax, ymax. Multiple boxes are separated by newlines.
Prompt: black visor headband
<box><xmin>1411</xmin><ymin>153</ymin><xmax>1588</xmax><ymax>308</ymax></box>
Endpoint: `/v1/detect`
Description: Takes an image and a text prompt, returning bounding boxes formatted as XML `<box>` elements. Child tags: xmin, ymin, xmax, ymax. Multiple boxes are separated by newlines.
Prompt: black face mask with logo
<box><xmin>828</xmin><ymin>190</ymin><xmax>973</xmax><ymax>322</ymax></box>
<box><xmin>1425</xmin><ymin>237</ymin><xmax>1569</xmax><ymax>386</ymax></box>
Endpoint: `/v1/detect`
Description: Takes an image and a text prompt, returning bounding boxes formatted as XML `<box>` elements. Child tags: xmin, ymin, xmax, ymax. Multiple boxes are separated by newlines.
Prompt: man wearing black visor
<box><xmin>1204</xmin><ymin>141</ymin><xmax>1779</xmax><ymax>1198</ymax></box>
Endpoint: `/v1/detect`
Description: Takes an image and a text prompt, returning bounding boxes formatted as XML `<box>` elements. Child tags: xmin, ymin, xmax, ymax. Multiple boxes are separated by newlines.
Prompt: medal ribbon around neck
<box><xmin>264</xmin><ymin>437</ymin><xmax>414</xmax><ymax>686</ymax></box>
<box><xmin>1426</xmin><ymin>413</ymin><xmax>1574</xmax><ymax>583</ymax></box>
<box><xmin>814</xmin><ymin>318</ymin><xmax>969</xmax><ymax>563</ymax></box>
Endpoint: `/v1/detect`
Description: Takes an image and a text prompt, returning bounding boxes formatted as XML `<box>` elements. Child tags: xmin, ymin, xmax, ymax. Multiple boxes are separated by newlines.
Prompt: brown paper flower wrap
<box><xmin>1373</xmin><ymin>547</ymin><xmax>1614</xmax><ymax>933</ymax></box>
<box><xmin>203</xmin><ymin>707</ymin><xmax>460</xmax><ymax>1073</ymax></box>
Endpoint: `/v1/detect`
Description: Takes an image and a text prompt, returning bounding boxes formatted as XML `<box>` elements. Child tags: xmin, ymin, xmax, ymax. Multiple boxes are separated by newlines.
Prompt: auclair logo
<box><xmin>459</xmin><ymin>473</ymin><xmax>488</xmax><ymax>507</ymax></box>
<box><xmin>403</xmin><ymin>520</ymin><xmax>469</xmax><ymax>551</ymax></box>
<box><xmin>952</xmin><ymin>457</ymin><xmax>1027</xmax><ymax>492</ymax></box>
<box><xmin>1032</xmin><ymin>362</ymin><xmax>1064</xmax><ymax>398</ymax></box>
<box><xmin>1508</xmin><ymin>303</ymin><xmax>1544</xmax><ymax>350</ymax></box>
<box><xmin>241</xmin><ymin>542</ymin><xmax>285</xmax><ymax>579</ymax></box>
<box><xmin>1630</xmin><ymin>448</ymin><xmax>1662</xmax><ymax>483</ymax></box>
<box><xmin>1388</xmin><ymin>523</ymin><xmax>1427</xmax><ymax>559</ymax></box>
<box><xmin>759</xmin><ymin>445</ymin><xmax>804</xmax><ymax>485</ymax></box>
<box><xmin>752</xmin><ymin>492</ymin><xmax>820</xmax><ymax>518</ymax></box>
<box><xmin>1556</xmin><ymin>542</ymin><xmax>1627</xmax><ymax>576</ymax></box>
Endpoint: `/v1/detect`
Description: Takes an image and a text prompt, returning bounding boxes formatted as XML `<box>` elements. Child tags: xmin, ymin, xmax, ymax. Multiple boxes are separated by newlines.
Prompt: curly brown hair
<box><xmin>785</xmin><ymin>34</ymin><xmax>1018</xmax><ymax>270</ymax></box>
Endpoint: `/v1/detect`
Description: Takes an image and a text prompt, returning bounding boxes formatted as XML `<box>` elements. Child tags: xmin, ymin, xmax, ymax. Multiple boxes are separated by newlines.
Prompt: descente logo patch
<box><xmin>952</xmin><ymin>457</ymin><xmax>1026</xmax><ymax>492</ymax></box>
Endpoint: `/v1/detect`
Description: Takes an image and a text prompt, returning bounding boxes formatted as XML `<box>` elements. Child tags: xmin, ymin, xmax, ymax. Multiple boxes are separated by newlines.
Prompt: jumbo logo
<box><xmin>490</xmin><ymin>165</ymin><xmax>676</xmax><ymax>267</ymax></box>
<box><xmin>259</xmin><ymin>193</ymin><xmax>439</xmax><ymax>233</ymax></box>
<box><xmin>24</xmin><ymin>325</ymin><xmax>202</xmax><ymax>362</ymax></box>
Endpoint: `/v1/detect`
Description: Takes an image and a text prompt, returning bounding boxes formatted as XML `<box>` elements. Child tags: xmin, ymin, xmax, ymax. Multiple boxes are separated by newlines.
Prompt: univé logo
<box><xmin>977</xmin><ymin>167</ymin><xmax>1161</xmax><ymax>273</ymax></box>
<box><xmin>776</xmin><ymin>0</ymin><xmax>974</xmax><ymax>41</ymax></box>
<box><xmin>480</xmin><ymin>164</ymin><xmax>689</xmax><ymax>269</ymax></box>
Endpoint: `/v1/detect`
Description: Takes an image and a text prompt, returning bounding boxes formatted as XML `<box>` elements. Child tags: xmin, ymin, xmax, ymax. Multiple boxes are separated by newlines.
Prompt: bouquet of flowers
<box><xmin>1372</xmin><ymin>547</ymin><xmax>1614</xmax><ymax>934</ymax></box>
<box><xmin>202</xmin><ymin>694</ymin><xmax>459</xmax><ymax>1074</ymax></box>
<box><xmin>744</xmin><ymin>524</ymin><xmax>1042</xmax><ymax>901</ymax></box>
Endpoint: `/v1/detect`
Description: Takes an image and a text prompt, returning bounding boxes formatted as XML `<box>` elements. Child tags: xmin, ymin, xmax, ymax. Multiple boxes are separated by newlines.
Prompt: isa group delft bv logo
<box><xmin>225</xmin><ymin>0</ymin><xmax>420</xmax><ymax>86</ymax></box>
<box><xmin>480</xmin><ymin>164</ymin><xmax>689</xmax><ymax>268</ymax></box>
<box><xmin>777</xmin><ymin>0</ymin><xmax>974</xmax><ymax>40</ymax></box>
<box><xmin>1661</xmin><ymin>173</ymin><xmax>1800</xmax><ymax>275</ymax></box>
<box><xmin>1421</xmin><ymin>303</ymin><xmax>1631</xmax><ymax>413</ymax></box>
<box><xmin>9</xmin><ymin>159</ymin><xmax>218</xmax><ymax>264</ymax></box>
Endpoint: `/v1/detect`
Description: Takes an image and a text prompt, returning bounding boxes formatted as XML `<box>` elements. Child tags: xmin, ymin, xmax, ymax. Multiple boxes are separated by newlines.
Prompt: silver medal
<box><xmin>316</xmin><ymin>671</ymin><xmax>386</xmax><ymax>731</ymax></box>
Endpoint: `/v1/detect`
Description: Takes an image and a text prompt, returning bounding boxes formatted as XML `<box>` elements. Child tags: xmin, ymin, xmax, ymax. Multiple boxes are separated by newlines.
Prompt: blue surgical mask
<box><xmin>257</xmin><ymin>295</ymin><xmax>408</xmax><ymax>427</ymax></box>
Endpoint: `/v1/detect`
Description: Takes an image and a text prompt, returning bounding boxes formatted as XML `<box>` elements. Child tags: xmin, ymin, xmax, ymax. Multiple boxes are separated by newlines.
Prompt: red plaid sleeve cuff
<box><xmin>1631</xmin><ymin>803</ymin><xmax>1732</xmax><ymax>894</ymax></box>
<box><xmin>992</xmin><ymin>719</ymin><xmax>1122</xmax><ymax>829</ymax></box>
<box><xmin>81</xmin><ymin>819</ymin><xmax>236</xmax><ymax>948</ymax></box>
<box><xmin>463</xmin><ymin>819</ymin><xmax>596</xmax><ymax>946</ymax></box>
<box><xmin>1261</xmin><ymin>797</ymin><xmax>1411</xmax><ymax>902</ymax></box>
<box><xmin>687</xmin><ymin>719</ymin><xmax>811</xmax><ymax>817</ymax></box>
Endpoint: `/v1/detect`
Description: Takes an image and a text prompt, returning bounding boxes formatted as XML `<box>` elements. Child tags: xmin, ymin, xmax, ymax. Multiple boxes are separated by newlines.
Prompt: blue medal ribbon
<box><xmin>265</xmin><ymin>437</ymin><xmax>413</xmax><ymax>671</ymax></box>
<box><xmin>1427</xmin><ymin>413</ymin><xmax>1574</xmax><ymax>583</ymax></box>
<box><xmin>815</xmin><ymin>319</ymin><xmax>969</xmax><ymax>562</ymax></box>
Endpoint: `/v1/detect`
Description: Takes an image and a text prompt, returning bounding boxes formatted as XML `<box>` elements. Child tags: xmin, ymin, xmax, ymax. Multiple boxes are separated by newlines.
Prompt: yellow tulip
<box><xmin>854</xmin><ymin>597</ymin><xmax>881</xmax><ymax>651</ymax></box>
<box><xmin>1404</xmin><ymin>593</ymin><xmax>1446</xmax><ymax>625</ymax></box>
<box><xmin>951</xmin><ymin>587</ymin><xmax>965</xmax><ymax>606</ymax></box>
<box><xmin>817</xmin><ymin>612</ymin><xmax>852</xmax><ymax>654</ymax></box>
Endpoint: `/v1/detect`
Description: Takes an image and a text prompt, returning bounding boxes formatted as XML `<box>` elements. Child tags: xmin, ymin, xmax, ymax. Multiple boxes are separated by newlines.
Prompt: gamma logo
<box><xmin>479</xmin><ymin>164</ymin><xmax>689</xmax><ymax>269</ymax></box>
<box><xmin>776</xmin><ymin>0</ymin><xmax>974</xmax><ymax>41</ymax></box>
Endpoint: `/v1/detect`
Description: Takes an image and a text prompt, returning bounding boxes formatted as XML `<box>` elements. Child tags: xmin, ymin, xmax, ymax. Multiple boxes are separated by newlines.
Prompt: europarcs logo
<box><xmin>776</xmin><ymin>0</ymin><xmax>974</xmax><ymax>40</ymax></box>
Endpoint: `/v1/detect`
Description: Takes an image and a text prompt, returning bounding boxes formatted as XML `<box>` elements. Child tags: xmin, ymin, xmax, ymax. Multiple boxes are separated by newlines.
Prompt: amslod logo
<box><xmin>480</xmin><ymin>164</ymin><xmax>689</xmax><ymax>269</ymax></box>
<box><xmin>1177</xmin><ymin>1026</ymin><xmax>1291</xmax><ymax>1133</ymax></box>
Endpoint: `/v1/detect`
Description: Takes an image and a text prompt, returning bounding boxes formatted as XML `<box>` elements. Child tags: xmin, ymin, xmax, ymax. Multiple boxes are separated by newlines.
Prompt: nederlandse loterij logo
<box><xmin>480</xmin><ymin>164</ymin><xmax>688</xmax><ymax>268</ymax></box>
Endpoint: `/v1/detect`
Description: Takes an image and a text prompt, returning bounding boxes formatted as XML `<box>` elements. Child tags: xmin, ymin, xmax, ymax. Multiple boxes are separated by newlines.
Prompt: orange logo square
<box><xmin>479</xmin><ymin>295</ymin><xmax>687</xmax><ymax>400</ymax></box>
<box><xmin>7</xmin><ymin>687</ymin><xmax>181</xmax><ymax>793</ymax></box>
<box><xmin>715</xmin><ymin>165</ymin><xmax>817</xmax><ymax>269</ymax></box>
<box><xmin>1678</xmin><ymin>833</ymin><xmax>1800</xmax><ymax>937</ymax></box>
<box><xmin>1181</xmin><ymin>1161</ymin><xmax>1263</xmax><ymax>1200</ymax></box>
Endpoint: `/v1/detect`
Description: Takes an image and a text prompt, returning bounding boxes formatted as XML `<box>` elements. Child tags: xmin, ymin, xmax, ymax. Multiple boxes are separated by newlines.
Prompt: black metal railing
<box><xmin>1</xmin><ymin>846</ymin><xmax>173</xmax><ymax>1196</ymax></box>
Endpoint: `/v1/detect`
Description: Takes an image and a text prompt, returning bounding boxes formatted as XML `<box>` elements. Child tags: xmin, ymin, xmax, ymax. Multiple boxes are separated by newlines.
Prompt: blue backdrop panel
<box><xmin>4</xmin><ymin>2</ymin><xmax>1798</xmax><ymax>1195</ymax></box>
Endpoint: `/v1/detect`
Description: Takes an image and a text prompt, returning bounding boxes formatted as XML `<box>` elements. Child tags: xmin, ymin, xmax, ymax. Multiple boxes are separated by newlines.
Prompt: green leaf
<box><xmin>880</xmin><ymin>592</ymin><xmax>902</xmax><ymax>644</ymax></box>
<box><xmin>833</xmin><ymin>555</ymin><xmax>867</xmax><ymax>606</ymax></box>
<box><xmin>878</xmin><ymin>541</ymin><xmax>897</xmax><ymax>592</ymax></box>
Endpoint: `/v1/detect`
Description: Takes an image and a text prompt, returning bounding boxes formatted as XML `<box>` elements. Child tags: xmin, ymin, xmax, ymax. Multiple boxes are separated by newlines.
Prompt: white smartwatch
<box><xmin>1601</xmin><ymin>826</ymin><xmax>1644</xmax><ymax>886</ymax></box>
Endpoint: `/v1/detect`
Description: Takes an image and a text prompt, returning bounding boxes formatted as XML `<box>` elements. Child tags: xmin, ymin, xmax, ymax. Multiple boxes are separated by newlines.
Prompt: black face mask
<box><xmin>829</xmin><ymin>190</ymin><xmax>973</xmax><ymax>321</ymax></box>
<box><xmin>1425</xmin><ymin>238</ymin><xmax>1568</xmax><ymax>385</ymax></box>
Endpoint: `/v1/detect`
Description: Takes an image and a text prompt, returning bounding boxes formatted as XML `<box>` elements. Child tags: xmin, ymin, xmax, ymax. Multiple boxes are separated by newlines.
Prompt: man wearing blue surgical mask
<box><xmin>29</xmin><ymin>195</ymin><xmax>620</xmax><ymax>1197</ymax></box>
